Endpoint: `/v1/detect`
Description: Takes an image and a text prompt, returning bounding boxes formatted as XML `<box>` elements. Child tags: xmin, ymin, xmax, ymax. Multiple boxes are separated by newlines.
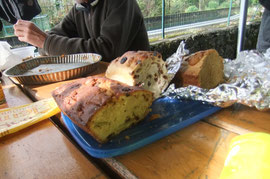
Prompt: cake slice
<box><xmin>52</xmin><ymin>76</ymin><xmax>153</xmax><ymax>143</ymax></box>
<box><xmin>173</xmin><ymin>49</ymin><xmax>224</xmax><ymax>89</ymax></box>
<box><xmin>105</xmin><ymin>51</ymin><xmax>169</xmax><ymax>98</ymax></box>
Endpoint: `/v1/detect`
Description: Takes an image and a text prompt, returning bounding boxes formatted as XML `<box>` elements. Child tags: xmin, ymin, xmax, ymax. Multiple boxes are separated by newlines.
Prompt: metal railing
<box><xmin>144</xmin><ymin>7</ymin><xmax>240</xmax><ymax>31</ymax></box>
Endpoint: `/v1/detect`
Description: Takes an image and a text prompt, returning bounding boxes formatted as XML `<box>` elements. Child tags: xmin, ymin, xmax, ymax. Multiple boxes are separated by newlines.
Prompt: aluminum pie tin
<box><xmin>3</xmin><ymin>53</ymin><xmax>102</xmax><ymax>85</ymax></box>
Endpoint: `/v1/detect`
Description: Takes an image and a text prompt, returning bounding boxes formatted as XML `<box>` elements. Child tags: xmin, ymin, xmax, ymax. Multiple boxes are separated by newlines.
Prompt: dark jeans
<box><xmin>257</xmin><ymin>8</ymin><xmax>270</xmax><ymax>52</ymax></box>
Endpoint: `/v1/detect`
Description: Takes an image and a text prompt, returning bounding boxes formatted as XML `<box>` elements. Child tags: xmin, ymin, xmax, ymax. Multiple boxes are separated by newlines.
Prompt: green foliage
<box><xmin>185</xmin><ymin>5</ymin><xmax>199</xmax><ymax>13</ymax></box>
<box><xmin>207</xmin><ymin>1</ymin><xmax>219</xmax><ymax>9</ymax></box>
<box><xmin>219</xmin><ymin>1</ymin><xmax>238</xmax><ymax>8</ymax></box>
<box><xmin>137</xmin><ymin>0</ymin><xmax>162</xmax><ymax>17</ymax></box>
<box><xmin>137</xmin><ymin>0</ymin><xmax>146</xmax><ymax>14</ymax></box>
<box><xmin>219</xmin><ymin>1</ymin><xmax>230</xmax><ymax>8</ymax></box>
<box><xmin>166</xmin><ymin>0</ymin><xmax>187</xmax><ymax>14</ymax></box>
<box><xmin>186</xmin><ymin>0</ymin><xmax>199</xmax><ymax>7</ymax></box>
<box><xmin>38</xmin><ymin>0</ymin><xmax>73</xmax><ymax>27</ymax></box>
<box><xmin>250</xmin><ymin>0</ymin><xmax>259</xmax><ymax>6</ymax></box>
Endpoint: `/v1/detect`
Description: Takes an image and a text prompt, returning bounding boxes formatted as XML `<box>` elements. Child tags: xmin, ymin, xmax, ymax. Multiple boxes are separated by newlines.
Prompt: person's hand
<box><xmin>13</xmin><ymin>20</ymin><xmax>48</xmax><ymax>48</ymax></box>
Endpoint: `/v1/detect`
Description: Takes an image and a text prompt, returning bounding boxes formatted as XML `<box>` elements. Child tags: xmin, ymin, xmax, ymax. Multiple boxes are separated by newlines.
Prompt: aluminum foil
<box><xmin>166</xmin><ymin>41</ymin><xmax>189</xmax><ymax>79</ymax></box>
<box><xmin>164</xmin><ymin>42</ymin><xmax>270</xmax><ymax>111</ymax></box>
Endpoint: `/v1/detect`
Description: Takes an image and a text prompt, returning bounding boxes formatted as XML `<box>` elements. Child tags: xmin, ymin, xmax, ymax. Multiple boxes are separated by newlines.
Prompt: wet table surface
<box><xmin>0</xmin><ymin>75</ymin><xmax>108</xmax><ymax>179</ymax></box>
<box><xmin>3</xmin><ymin>61</ymin><xmax>270</xmax><ymax>179</ymax></box>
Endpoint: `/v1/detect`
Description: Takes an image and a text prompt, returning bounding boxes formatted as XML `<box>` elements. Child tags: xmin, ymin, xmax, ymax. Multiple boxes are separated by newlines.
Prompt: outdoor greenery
<box><xmin>37</xmin><ymin>0</ymin><xmax>242</xmax><ymax>26</ymax></box>
<box><xmin>0</xmin><ymin>0</ymin><xmax>262</xmax><ymax>38</ymax></box>
<box><xmin>137</xmin><ymin>0</ymin><xmax>240</xmax><ymax>17</ymax></box>
<box><xmin>38</xmin><ymin>0</ymin><xmax>74</xmax><ymax>28</ymax></box>
<box><xmin>185</xmin><ymin>5</ymin><xmax>199</xmax><ymax>12</ymax></box>
<box><xmin>207</xmin><ymin>1</ymin><xmax>219</xmax><ymax>10</ymax></box>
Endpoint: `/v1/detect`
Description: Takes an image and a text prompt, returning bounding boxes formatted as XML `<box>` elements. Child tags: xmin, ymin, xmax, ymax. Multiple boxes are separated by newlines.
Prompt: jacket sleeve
<box><xmin>38</xmin><ymin>6</ymin><xmax>80</xmax><ymax>56</ymax></box>
<box><xmin>259</xmin><ymin>0</ymin><xmax>270</xmax><ymax>11</ymax></box>
<box><xmin>39</xmin><ymin>0</ymin><xmax>145</xmax><ymax>62</ymax></box>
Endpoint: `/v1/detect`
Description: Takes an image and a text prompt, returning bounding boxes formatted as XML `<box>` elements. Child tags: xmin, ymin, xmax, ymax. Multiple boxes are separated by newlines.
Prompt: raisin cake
<box><xmin>105</xmin><ymin>51</ymin><xmax>169</xmax><ymax>98</ymax></box>
<box><xmin>52</xmin><ymin>76</ymin><xmax>153</xmax><ymax>143</ymax></box>
<box><xmin>173</xmin><ymin>49</ymin><xmax>224</xmax><ymax>89</ymax></box>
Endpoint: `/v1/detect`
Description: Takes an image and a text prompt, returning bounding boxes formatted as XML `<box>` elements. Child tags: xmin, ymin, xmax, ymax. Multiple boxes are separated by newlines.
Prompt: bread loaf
<box><xmin>105</xmin><ymin>51</ymin><xmax>169</xmax><ymax>98</ymax></box>
<box><xmin>173</xmin><ymin>49</ymin><xmax>224</xmax><ymax>89</ymax></box>
<box><xmin>52</xmin><ymin>76</ymin><xmax>153</xmax><ymax>143</ymax></box>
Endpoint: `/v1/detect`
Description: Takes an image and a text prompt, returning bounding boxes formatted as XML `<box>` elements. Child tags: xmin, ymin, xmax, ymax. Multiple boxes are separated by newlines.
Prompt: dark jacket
<box><xmin>0</xmin><ymin>0</ymin><xmax>41</xmax><ymax>31</ymax></box>
<box><xmin>40</xmin><ymin>0</ymin><xmax>150</xmax><ymax>62</ymax></box>
<box><xmin>259</xmin><ymin>0</ymin><xmax>270</xmax><ymax>11</ymax></box>
<box><xmin>0</xmin><ymin>0</ymin><xmax>40</xmax><ymax>24</ymax></box>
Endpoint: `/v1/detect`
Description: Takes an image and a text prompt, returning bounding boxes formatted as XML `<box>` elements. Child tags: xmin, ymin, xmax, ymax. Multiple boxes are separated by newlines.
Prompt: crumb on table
<box><xmin>125</xmin><ymin>136</ymin><xmax>130</xmax><ymax>140</ymax></box>
<box><xmin>149</xmin><ymin>114</ymin><xmax>161</xmax><ymax>121</ymax></box>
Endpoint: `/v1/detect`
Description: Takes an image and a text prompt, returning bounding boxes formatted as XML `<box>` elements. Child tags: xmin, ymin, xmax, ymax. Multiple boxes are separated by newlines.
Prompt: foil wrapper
<box><xmin>166</xmin><ymin>41</ymin><xmax>189</xmax><ymax>81</ymax></box>
<box><xmin>164</xmin><ymin>43</ymin><xmax>270</xmax><ymax>111</ymax></box>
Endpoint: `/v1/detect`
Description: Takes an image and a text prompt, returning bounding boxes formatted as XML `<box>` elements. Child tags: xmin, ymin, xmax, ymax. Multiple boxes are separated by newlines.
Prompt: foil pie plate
<box><xmin>3</xmin><ymin>53</ymin><xmax>102</xmax><ymax>85</ymax></box>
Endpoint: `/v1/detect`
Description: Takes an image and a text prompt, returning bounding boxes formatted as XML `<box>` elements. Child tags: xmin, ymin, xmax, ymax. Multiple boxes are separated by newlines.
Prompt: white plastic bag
<box><xmin>0</xmin><ymin>41</ymin><xmax>22</xmax><ymax>71</ymax></box>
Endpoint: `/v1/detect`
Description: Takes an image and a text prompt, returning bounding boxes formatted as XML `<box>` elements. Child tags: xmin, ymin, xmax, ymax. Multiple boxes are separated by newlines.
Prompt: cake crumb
<box><xmin>149</xmin><ymin>114</ymin><xmax>161</xmax><ymax>121</ymax></box>
<box><xmin>125</xmin><ymin>136</ymin><xmax>130</xmax><ymax>140</ymax></box>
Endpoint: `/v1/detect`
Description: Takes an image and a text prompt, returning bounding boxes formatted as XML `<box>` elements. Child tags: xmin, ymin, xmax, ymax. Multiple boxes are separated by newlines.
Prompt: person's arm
<box><xmin>13</xmin><ymin>19</ymin><xmax>47</xmax><ymax>48</ymax></box>
<box><xmin>13</xmin><ymin>5</ymin><xmax>88</xmax><ymax>55</ymax></box>
<box><xmin>40</xmin><ymin>0</ymin><xmax>148</xmax><ymax>61</ymax></box>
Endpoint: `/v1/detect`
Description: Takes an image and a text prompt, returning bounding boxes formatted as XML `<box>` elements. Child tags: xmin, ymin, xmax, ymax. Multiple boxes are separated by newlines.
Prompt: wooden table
<box><xmin>3</xmin><ymin>61</ymin><xmax>270</xmax><ymax>178</ymax></box>
<box><xmin>0</xmin><ymin>76</ymin><xmax>109</xmax><ymax>178</ymax></box>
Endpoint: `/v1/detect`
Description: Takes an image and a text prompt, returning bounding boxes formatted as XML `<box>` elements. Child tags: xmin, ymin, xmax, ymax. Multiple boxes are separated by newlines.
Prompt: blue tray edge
<box><xmin>62</xmin><ymin>106</ymin><xmax>221</xmax><ymax>158</ymax></box>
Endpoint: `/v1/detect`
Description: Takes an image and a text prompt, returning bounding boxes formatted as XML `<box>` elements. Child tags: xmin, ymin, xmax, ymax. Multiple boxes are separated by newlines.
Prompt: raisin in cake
<box><xmin>105</xmin><ymin>51</ymin><xmax>169</xmax><ymax>98</ymax></box>
<box><xmin>52</xmin><ymin>76</ymin><xmax>153</xmax><ymax>143</ymax></box>
<box><xmin>173</xmin><ymin>49</ymin><xmax>224</xmax><ymax>89</ymax></box>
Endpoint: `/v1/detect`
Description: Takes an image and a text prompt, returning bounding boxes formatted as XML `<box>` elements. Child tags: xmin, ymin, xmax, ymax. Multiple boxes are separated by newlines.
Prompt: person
<box><xmin>13</xmin><ymin>0</ymin><xmax>150</xmax><ymax>62</ymax></box>
<box><xmin>257</xmin><ymin>0</ymin><xmax>270</xmax><ymax>52</ymax></box>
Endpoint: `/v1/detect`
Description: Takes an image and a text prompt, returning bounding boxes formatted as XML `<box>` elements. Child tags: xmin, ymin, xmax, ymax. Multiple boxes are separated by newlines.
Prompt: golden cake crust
<box><xmin>109</xmin><ymin>51</ymin><xmax>163</xmax><ymax>71</ymax></box>
<box><xmin>52</xmin><ymin>76</ymin><xmax>153</xmax><ymax>143</ymax></box>
<box><xmin>105</xmin><ymin>51</ymin><xmax>169</xmax><ymax>98</ymax></box>
<box><xmin>173</xmin><ymin>49</ymin><xmax>224</xmax><ymax>89</ymax></box>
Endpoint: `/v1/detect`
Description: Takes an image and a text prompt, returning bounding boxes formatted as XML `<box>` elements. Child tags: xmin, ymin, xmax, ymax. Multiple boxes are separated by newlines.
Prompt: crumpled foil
<box><xmin>164</xmin><ymin>42</ymin><xmax>270</xmax><ymax>111</ymax></box>
<box><xmin>166</xmin><ymin>41</ymin><xmax>189</xmax><ymax>79</ymax></box>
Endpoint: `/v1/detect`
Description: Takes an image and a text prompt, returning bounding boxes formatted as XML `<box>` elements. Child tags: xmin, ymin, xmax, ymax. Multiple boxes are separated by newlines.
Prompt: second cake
<box><xmin>173</xmin><ymin>49</ymin><xmax>224</xmax><ymax>89</ymax></box>
<box><xmin>105</xmin><ymin>51</ymin><xmax>169</xmax><ymax>98</ymax></box>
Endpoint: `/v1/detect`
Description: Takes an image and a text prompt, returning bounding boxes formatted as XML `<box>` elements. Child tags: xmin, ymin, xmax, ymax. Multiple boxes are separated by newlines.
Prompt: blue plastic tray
<box><xmin>62</xmin><ymin>97</ymin><xmax>221</xmax><ymax>158</ymax></box>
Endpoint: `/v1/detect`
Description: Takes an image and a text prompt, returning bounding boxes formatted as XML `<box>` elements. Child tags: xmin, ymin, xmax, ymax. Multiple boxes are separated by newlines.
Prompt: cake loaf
<box><xmin>173</xmin><ymin>49</ymin><xmax>224</xmax><ymax>89</ymax></box>
<box><xmin>105</xmin><ymin>51</ymin><xmax>169</xmax><ymax>98</ymax></box>
<box><xmin>52</xmin><ymin>77</ymin><xmax>154</xmax><ymax>143</ymax></box>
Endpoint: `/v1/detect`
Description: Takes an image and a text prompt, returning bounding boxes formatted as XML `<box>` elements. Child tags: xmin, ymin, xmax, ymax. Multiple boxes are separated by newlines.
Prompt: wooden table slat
<box><xmin>0</xmin><ymin>76</ymin><xmax>108</xmax><ymax>179</ymax></box>
<box><xmin>116</xmin><ymin>121</ymin><xmax>236</xmax><ymax>179</ymax></box>
<box><xmin>205</xmin><ymin>104</ymin><xmax>270</xmax><ymax>135</ymax></box>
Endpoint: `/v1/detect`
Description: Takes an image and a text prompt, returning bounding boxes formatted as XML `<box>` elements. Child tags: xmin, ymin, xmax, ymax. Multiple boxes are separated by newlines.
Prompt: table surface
<box><xmin>2</xmin><ymin>61</ymin><xmax>270</xmax><ymax>179</ymax></box>
<box><xmin>0</xmin><ymin>75</ymin><xmax>108</xmax><ymax>179</ymax></box>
